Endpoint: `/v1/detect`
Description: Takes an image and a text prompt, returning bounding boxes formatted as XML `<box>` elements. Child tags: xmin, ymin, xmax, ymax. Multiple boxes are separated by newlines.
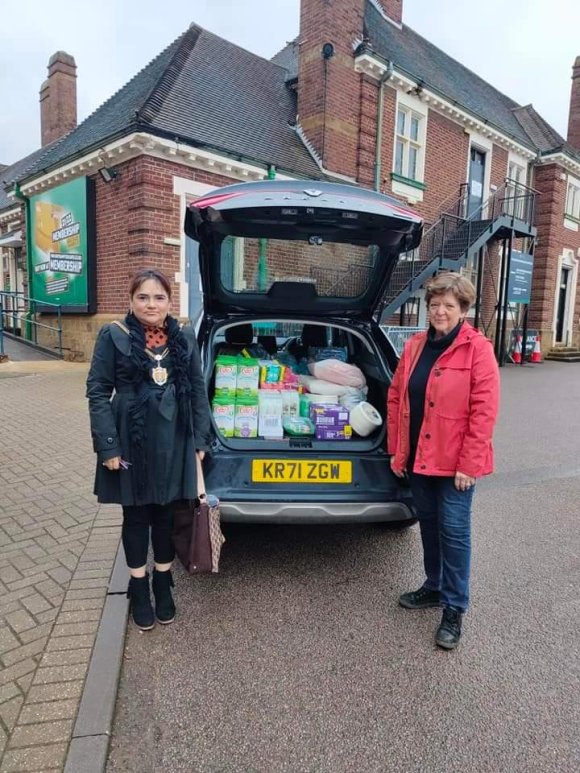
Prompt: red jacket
<box><xmin>387</xmin><ymin>323</ymin><xmax>500</xmax><ymax>478</ymax></box>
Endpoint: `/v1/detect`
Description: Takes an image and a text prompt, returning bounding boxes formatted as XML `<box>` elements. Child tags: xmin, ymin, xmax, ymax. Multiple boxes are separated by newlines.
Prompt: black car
<box><xmin>184</xmin><ymin>180</ymin><xmax>423</xmax><ymax>524</ymax></box>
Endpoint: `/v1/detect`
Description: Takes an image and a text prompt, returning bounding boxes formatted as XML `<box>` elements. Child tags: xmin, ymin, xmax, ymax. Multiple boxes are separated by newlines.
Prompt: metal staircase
<box><xmin>380</xmin><ymin>180</ymin><xmax>537</xmax><ymax>321</ymax></box>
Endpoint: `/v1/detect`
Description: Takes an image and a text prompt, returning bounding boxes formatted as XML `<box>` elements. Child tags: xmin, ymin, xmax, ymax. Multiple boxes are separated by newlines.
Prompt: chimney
<box><xmin>40</xmin><ymin>51</ymin><xmax>77</xmax><ymax>147</ymax></box>
<box><xmin>376</xmin><ymin>0</ymin><xmax>403</xmax><ymax>26</ymax></box>
<box><xmin>298</xmin><ymin>0</ymin><xmax>366</xmax><ymax>178</ymax></box>
<box><xmin>567</xmin><ymin>55</ymin><xmax>580</xmax><ymax>151</ymax></box>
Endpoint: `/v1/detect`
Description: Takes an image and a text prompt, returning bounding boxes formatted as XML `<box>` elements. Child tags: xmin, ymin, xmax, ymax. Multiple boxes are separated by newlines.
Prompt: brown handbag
<box><xmin>172</xmin><ymin>456</ymin><xmax>225</xmax><ymax>574</ymax></box>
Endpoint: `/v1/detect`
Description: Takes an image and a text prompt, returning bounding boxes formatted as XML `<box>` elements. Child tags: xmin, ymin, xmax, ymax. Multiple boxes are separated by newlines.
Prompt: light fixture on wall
<box><xmin>98</xmin><ymin>167</ymin><xmax>118</xmax><ymax>183</ymax></box>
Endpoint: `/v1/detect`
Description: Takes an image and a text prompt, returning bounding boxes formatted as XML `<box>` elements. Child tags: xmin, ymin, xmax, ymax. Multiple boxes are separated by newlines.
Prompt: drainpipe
<box><xmin>374</xmin><ymin>61</ymin><xmax>394</xmax><ymax>192</ymax></box>
<box><xmin>13</xmin><ymin>183</ymin><xmax>34</xmax><ymax>342</ymax></box>
<box><xmin>257</xmin><ymin>165</ymin><xmax>276</xmax><ymax>291</ymax></box>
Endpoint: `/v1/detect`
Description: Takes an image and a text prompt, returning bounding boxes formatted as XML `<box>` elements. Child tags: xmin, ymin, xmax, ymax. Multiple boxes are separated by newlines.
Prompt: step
<box><xmin>544</xmin><ymin>353</ymin><xmax>580</xmax><ymax>362</ymax></box>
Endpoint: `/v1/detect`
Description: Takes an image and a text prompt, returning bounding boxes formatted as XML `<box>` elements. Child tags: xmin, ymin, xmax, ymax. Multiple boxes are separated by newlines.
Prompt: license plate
<box><xmin>251</xmin><ymin>459</ymin><xmax>352</xmax><ymax>484</ymax></box>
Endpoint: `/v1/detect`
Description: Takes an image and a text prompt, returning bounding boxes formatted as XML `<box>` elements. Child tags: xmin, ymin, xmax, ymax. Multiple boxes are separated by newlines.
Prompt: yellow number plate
<box><xmin>251</xmin><ymin>459</ymin><xmax>352</xmax><ymax>484</ymax></box>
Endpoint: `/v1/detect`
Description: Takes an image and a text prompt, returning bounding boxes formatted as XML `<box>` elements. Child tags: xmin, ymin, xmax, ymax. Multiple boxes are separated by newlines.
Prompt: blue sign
<box><xmin>507</xmin><ymin>250</ymin><xmax>534</xmax><ymax>304</ymax></box>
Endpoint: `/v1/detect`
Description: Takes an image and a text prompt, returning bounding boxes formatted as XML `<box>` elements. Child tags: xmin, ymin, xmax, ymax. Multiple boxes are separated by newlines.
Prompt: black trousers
<box><xmin>121</xmin><ymin>503</ymin><xmax>175</xmax><ymax>569</ymax></box>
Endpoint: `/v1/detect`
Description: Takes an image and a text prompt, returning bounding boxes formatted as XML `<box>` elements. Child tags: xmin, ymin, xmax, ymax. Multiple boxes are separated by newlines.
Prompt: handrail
<box><xmin>381</xmin><ymin>178</ymin><xmax>537</xmax><ymax>318</ymax></box>
<box><xmin>0</xmin><ymin>291</ymin><xmax>63</xmax><ymax>356</ymax></box>
<box><xmin>0</xmin><ymin>300</ymin><xmax>4</xmax><ymax>357</ymax></box>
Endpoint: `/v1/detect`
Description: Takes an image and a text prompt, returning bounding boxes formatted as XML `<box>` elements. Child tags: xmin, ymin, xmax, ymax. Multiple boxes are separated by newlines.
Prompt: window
<box><xmin>506</xmin><ymin>161</ymin><xmax>526</xmax><ymax>219</ymax></box>
<box><xmin>394</xmin><ymin>107</ymin><xmax>423</xmax><ymax>182</ymax></box>
<box><xmin>565</xmin><ymin>180</ymin><xmax>580</xmax><ymax>221</ymax></box>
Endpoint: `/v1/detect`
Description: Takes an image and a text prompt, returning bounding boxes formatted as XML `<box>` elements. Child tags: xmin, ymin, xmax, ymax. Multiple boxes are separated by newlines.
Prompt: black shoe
<box><xmin>399</xmin><ymin>586</ymin><xmax>440</xmax><ymax>609</ymax></box>
<box><xmin>152</xmin><ymin>569</ymin><xmax>176</xmax><ymax>625</ymax></box>
<box><xmin>436</xmin><ymin>608</ymin><xmax>462</xmax><ymax>649</ymax></box>
<box><xmin>127</xmin><ymin>575</ymin><xmax>155</xmax><ymax>631</ymax></box>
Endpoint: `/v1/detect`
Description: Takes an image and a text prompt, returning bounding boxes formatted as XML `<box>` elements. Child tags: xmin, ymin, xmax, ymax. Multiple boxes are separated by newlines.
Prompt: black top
<box><xmin>408</xmin><ymin>322</ymin><xmax>463</xmax><ymax>466</ymax></box>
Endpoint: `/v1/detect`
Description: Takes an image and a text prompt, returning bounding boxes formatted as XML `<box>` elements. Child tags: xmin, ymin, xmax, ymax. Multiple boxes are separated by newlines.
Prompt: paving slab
<box><xmin>0</xmin><ymin>365</ymin><xmax>124</xmax><ymax>771</ymax></box>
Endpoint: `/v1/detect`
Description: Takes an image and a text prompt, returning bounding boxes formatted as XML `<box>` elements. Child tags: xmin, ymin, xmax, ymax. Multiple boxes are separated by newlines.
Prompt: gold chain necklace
<box><xmin>145</xmin><ymin>347</ymin><xmax>170</xmax><ymax>386</ymax></box>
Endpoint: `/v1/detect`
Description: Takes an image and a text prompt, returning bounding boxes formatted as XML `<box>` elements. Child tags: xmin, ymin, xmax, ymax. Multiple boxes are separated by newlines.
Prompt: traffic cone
<box><xmin>531</xmin><ymin>334</ymin><xmax>542</xmax><ymax>363</ymax></box>
<box><xmin>512</xmin><ymin>335</ymin><xmax>522</xmax><ymax>364</ymax></box>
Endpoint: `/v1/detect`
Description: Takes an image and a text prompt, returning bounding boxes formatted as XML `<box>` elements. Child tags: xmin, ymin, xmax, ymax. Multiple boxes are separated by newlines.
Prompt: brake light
<box><xmin>191</xmin><ymin>192</ymin><xmax>245</xmax><ymax>209</ymax></box>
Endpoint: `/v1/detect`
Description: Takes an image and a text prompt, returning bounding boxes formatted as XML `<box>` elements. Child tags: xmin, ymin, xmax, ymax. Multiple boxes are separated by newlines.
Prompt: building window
<box><xmin>506</xmin><ymin>161</ymin><xmax>526</xmax><ymax>219</ymax></box>
<box><xmin>394</xmin><ymin>107</ymin><xmax>423</xmax><ymax>182</ymax></box>
<box><xmin>565</xmin><ymin>180</ymin><xmax>580</xmax><ymax>221</ymax></box>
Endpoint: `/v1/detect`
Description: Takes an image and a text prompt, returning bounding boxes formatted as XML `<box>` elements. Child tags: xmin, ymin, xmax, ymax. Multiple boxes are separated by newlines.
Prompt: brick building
<box><xmin>1</xmin><ymin>0</ymin><xmax>579</xmax><ymax>359</ymax></box>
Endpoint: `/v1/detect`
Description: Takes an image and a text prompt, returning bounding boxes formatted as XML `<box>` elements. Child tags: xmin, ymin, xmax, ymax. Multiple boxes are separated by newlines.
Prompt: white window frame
<box><xmin>391</xmin><ymin>92</ymin><xmax>428</xmax><ymax>204</ymax></box>
<box><xmin>394</xmin><ymin>108</ymin><xmax>422</xmax><ymax>180</ymax></box>
<box><xmin>464</xmin><ymin>130</ymin><xmax>493</xmax><ymax>218</ymax></box>
<box><xmin>506</xmin><ymin>156</ymin><xmax>527</xmax><ymax>219</ymax></box>
<box><xmin>552</xmin><ymin>248</ymin><xmax>579</xmax><ymax>346</ymax></box>
<box><xmin>564</xmin><ymin>176</ymin><xmax>580</xmax><ymax>231</ymax></box>
<box><xmin>173</xmin><ymin>177</ymin><xmax>214</xmax><ymax>318</ymax></box>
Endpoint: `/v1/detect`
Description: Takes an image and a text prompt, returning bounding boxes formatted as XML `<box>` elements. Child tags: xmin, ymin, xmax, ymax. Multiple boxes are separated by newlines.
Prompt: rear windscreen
<box><xmin>219</xmin><ymin>236</ymin><xmax>380</xmax><ymax>298</ymax></box>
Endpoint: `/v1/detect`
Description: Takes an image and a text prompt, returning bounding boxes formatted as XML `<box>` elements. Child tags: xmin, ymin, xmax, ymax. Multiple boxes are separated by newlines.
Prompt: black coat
<box><xmin>86</xmin><ymin>321</ymin><xmax>212</xmax><ymax>506</ymax></box>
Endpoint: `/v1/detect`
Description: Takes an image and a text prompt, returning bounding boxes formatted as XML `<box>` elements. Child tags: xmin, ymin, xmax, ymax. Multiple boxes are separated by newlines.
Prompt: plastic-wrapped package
<box><xmin>282</xmin><ymin>416</ymin><xmax>315</xmax><ymax>436</ymax></box>
<box><xmin>234</xmin><ymin>400</ymin><xmax>259</xmax><ymax>438</ymax></box>
<box><xmin>339</xmin><ymin>389</ymin><xmax>367</xmax><ymax>410</ymax></box>
<box><xmin>258</xmin><ymin>390</ymin><xmax>283</xmax><ymax>439</ymax></box>
<box><xmin>299</xmin><ymin>374</ymin><xmax>366</xmax><ymax>397</ymax></box>
<box><xmin>307</xmin><ymin>359</ymin><xmax>366</xmax><ymax>389</ymax></box>
<box><xmin>212</xmin><ymin>396</ymin><xmax>235</xmax><ymax>437</ymax></box>
<box><xmin>307</xmin><ymin>346</ymin><xmax>348</xmax><ymax>363</ymax></box>
<box><xmin>236</xmin><ymin>358</ymin><xmax>260</xmax><ymax>399</ymax></box>
<box><xmin>214</xmin><ymin>355</ymin><xmax>237</xmax><ymax>396</ymax></box>
<box><xmin>282</xmin><ymin>391</ymin><xmax>300</xmax><ymax>418</ymax></box>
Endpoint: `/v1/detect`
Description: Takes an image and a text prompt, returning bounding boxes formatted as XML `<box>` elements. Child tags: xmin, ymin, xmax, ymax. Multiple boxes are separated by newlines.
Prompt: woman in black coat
<box><xmin>86</xmin><ymin>269</ymin><xmax>212</xmax><ymax>630</ymax></box>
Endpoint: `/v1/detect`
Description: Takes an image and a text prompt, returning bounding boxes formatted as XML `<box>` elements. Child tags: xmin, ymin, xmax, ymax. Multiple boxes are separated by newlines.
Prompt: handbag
<box><xmin>172</xmin><ymin>455</ymin><xmax>225</xmax><ymax>574</ymax></box>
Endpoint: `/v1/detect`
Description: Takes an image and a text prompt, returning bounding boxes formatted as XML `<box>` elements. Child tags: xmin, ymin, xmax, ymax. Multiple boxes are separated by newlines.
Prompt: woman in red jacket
<box><xmin>387</xmin><ymin>272</ymin><xmax>499</xmax><ymax>649</ymax></box>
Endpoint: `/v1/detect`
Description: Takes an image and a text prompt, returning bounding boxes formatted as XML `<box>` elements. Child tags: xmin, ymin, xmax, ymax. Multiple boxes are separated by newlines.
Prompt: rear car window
<box><xmin>219</xmin><ymin>236</ymin><xmax>380</xmax><ymax>298</ymax></box>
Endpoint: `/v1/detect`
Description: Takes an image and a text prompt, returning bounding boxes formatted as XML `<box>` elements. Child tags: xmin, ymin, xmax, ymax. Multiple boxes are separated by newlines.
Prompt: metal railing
<box><xmin>382</xmin><ymin>325</ymin><xmax>425</xmax><ymax>355</ymax></box>
<box><xmin>309</xmin><ymin>262</ymin><xmax>375</xmax><ymax>297</ymax></box>
<box><xmin>0</xmin><ymin>291</ymin><xmax>63</xmax><ymax>356</ymax></box>
<box><xmin>381</xmin><ymin>179</ymin><xmax>538</xmax><ymax>318</ymax></box>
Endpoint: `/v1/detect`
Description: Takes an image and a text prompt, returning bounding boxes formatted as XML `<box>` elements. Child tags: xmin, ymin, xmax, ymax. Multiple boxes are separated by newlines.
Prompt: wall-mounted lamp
<box><xmin>98</xmin><ymin>167</ymin><xmax>118</xmax><ymax>183</ymax></box>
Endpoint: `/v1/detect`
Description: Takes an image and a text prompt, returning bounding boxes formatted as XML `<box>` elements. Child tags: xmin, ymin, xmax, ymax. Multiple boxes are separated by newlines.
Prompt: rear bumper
<box><xmin>220</xmin><ymin>500</ymin><xmax>415</xmax><ymax>524</ymax></box>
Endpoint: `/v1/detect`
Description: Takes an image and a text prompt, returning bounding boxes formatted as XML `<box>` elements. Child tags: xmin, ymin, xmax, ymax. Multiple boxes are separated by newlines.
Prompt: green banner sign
<box><xmin>29</xmin><ymin>177</ymin><xmax>95</xmax><ymax>312</ymax></box>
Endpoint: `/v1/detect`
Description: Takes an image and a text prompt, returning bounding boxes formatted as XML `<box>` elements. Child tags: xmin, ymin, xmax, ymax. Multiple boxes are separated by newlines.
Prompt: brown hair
<box><xmin>128</xmin><ymin>269</ymin><xmax>172</xmax><ymax>299</ymax></box>
<box><xmin>424</xmin><ymin>271</ymin><xmax>476</xmax><ymax>312</ymax></box>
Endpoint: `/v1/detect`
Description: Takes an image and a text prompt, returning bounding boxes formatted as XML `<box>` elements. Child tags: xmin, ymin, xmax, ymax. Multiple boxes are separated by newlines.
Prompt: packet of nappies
<box><xmin>212</xmin><ymin>395</ymin><xmax>235</xmax><ymax>437</ymax></box>
<box><xmin>236</xmin><ymin>357</ymin><xmax>260</xmax><ymax>399</ymax></box>
<box><xmin>214</xmin><ymin>355</ymin><xmax>237</xmax><ymax>397</ymax></box>
<box><xmin>234</xmin><ymin>398</ymin><xmax>259</xmax><ymax>438</ymax></box>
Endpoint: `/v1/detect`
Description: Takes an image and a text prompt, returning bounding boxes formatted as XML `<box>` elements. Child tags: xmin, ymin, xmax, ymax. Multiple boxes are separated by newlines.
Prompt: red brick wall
<box><xmin>40</xmin><ymin>53</ymin><xmax>77</xmax><ymax>148</ymax></box>
<box><xmin>95</xmin><ymin>156</ymin><xmax>236</xmax><ymax>314</ymax></box>
<box><xmin>298</xmin><ymin>0</ymin><xmax>365</xmax><ymax>178</ymax></box>
<box><xmin>490</xmin><ymin>144</ymin><xmax>508</xmax><ymax>190</ymax></box>
<box><xmin>418</xmin><ymin>110</ymin><xmax>470</xmax><ymax>223</ymax></box>
<box><xmin>377</xmin><ymin>0</ymin><xmax>403</xmax><ymax>24</ymax></box>
<box><xmin>532</xmin><ymin>163</ymin><xmax>580</xmax><ymax>345</ymax></box>
<box><xmin>566</xmin><ymin>56</ymin><xmax>580</xmax><ymax>151</ymax></box>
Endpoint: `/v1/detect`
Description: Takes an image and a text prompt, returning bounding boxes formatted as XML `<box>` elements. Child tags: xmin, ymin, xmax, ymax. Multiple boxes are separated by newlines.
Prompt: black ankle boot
<box><xmin>436</xmin><ymin>608</ymin><xmax>462</xmax><ymax>650</ymax></box>
<box><xmin>152</xmin><ymin>569</ymin><xmax>176</xmax><ymax>624</ymax></box>
<box><xmin>127</xmin><ymin>574</ymin><xmax>155</xmax><ymax>631</ymax></box>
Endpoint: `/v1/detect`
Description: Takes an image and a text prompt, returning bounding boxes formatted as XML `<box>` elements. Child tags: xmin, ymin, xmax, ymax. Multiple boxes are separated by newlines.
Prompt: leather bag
<box><xmin>172</xmin><ymin>456</ymin><xmax>225</xmax><ymax>574</ymax></box>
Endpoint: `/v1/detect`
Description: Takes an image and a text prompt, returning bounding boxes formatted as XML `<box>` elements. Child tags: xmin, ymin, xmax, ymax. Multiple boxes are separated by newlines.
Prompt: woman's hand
<box><xmin>455</xmin><ymin>471</ymin><xmax>476</xmax><ymax>491</ymax></box>
<box><xmin>390</xmin><ymin>455</ymin><xmax>406</xmax><ymax>478</ymax></box>
<box><xmin>103</xmin><ymin>456</ymin><xmax>121</xmax><ymax>471</ymax></box>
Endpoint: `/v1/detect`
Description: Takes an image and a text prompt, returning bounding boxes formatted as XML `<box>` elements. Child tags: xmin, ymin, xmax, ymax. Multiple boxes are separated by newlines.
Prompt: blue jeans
<box><xmin>409</xmin><ymin>474</ymin><xmax>474</xmax><ymax>613</ymax></box>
